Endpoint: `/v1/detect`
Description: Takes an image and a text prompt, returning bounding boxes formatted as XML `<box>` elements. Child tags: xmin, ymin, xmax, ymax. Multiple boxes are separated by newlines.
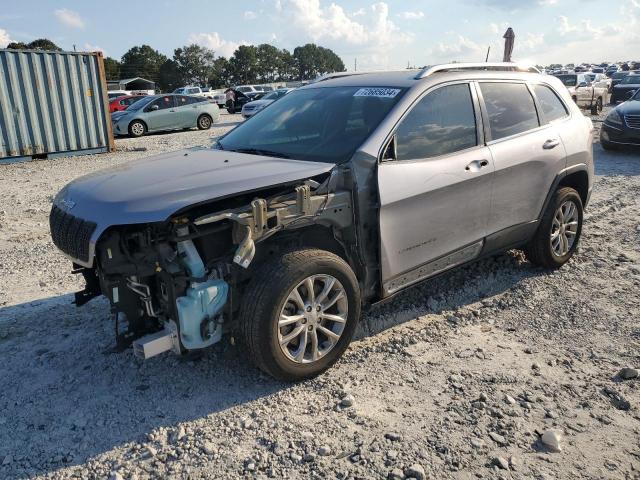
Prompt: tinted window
<box><xmin>147</xmin><ymin>96</ymin><xmax>174</xmax><ymax>111</ymax></box>
<box><xmin>533</xmin><ymin>85</ymin><xmax>568</xmax><ymax>122</ymax></box>
<box><xmin>395</xmin><ymin>84</ymin><xmax>477</xmax><ymax>160</ymax></box>
<box><xmin>218</xmin><ymin>86</ymin><xmax>404</xmax><ymax>163</ymax></box>
<box><xmin>555</xmin><ymin>75</ymin><xmax>578</xmax><ymax>87</ymax></box>
<box><xmin>480</xmin><ymin>83</ymin><xmax>539</xmax><ymax>141</ymax></box>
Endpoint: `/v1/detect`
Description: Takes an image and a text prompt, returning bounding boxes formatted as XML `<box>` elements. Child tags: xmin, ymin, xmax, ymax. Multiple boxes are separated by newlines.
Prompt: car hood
<box><xmin>54</xmin><ymin>148</ymin><xmax>335</xmax><ymax>258</ymax></box>
<box><xmin>615</xmin><ymin>99</ymin><xmax>640</xmax><ymax>115</ymax></box>
<box><xmin>244</xmin><ymin>99</ymin><xmax>273</xmax><ymax>108</ymax></box>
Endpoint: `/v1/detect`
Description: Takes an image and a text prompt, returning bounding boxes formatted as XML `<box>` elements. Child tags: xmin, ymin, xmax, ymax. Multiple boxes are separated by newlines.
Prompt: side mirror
<box><xmin>577</xmin><ymin>81</ymin><xmax>588</xmax><ymax>88</ymax></box>
<box><xmin>150</xmin><ymin>104</ymin><xmax>159</xmax><ymax>111</ymax></box>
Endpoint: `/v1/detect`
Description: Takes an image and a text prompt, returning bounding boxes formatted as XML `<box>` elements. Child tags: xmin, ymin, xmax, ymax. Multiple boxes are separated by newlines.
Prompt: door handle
<box><xmin>465</xmin><ymin>159</ymin><xmax>489</xmax><ymax>172</ymax></box>
<box><xmin>543</xmin><ymin>139</ymin><xmax>560</xmax><ymax>149</ymax></box>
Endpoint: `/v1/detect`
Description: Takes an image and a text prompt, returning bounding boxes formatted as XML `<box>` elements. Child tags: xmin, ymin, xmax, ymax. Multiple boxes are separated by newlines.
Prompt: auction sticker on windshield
<box><xmin>353</xmin><ymin>88</ymin><xmax>401</xmax><ymax>98</ymax></box>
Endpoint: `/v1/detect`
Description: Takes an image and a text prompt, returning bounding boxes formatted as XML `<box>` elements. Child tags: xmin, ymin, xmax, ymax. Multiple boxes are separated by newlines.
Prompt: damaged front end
<box><xmin>72</xmin><ymin>172</ymin><xmax>354</xmax><ymax>359</ymax></box>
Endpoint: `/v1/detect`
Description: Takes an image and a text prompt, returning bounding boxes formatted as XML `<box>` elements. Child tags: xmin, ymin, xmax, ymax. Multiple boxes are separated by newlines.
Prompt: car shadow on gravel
<box><xmin>356</xmin><ymin>251</ymin><xmax>547</xmax><ymax>339</ymax></box>
<box><xmin>0</xmin><ymin>294</ymin><xmax>288</xmax><ymax>477</ymax></box>
<box><xmin>594</xmin><ymin>143</ymin><xmax>640</xmax><ymax>176</ymax></box>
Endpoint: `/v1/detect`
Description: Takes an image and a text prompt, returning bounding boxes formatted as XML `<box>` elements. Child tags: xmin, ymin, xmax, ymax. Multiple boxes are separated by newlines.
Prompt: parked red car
<box><xmin>109</xmin><ymin>95</ymin><xmax>145</xmax><ymax>113</ymax></box>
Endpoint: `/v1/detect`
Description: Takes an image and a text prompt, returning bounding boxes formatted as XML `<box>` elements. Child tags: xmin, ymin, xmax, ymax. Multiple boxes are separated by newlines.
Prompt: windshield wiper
<box><xmin>227</xmin><ymin>148</ymin><xmax>291</xmax><ymax>159</ymax></box>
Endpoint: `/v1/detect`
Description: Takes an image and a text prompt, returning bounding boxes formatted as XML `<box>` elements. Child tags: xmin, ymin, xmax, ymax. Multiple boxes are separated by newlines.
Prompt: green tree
<box><xmin>158</xmin><ymin>59</ymin><xmax>181</xmax><ymax>92</ymax></box>
<box><xmin>7</xmin><ymin>38</ymin><xmax>62</xmax><ymax>51</ymax></box>
<box><xmin>6</xmin><ymin>41</ymin><xmax>28</xmax><ymax>49</ymax></box>
<box><xmin>103</xmin><ymin>57</ymin><xmax>120</xmax><ymax>80</ymax></box>
<box><xmin>173</xmin><ymin>44</ymin><xmax>216</xmax><ymax>86</ymax></box>
<box><xmin>209</xmin><ymin>57</ymin><xmax>231</xmax><ymax>88</ymax></box>
<box><xmin>293</xmin><ymin>44</ymin><xmax>344</xmax><ymax>80</ymax></box>
<box><xmin>255</xmin><ymin>44</ymin><xmax>281</xmax><ymax>82</ymax></box>
<box><xmin>120</xmin><ymin>45</ymin><xmax>167</xmax><ymax>82</ymax></box>
<box><xmin>228</xmin><ymin>45</ymin><xmax>259</xmax><ymax>84</ymax></box>
<box><xmin>278</xmin><ymin>49</ymin><xmax>297</xmax><ymax>81</ymax></box>
<box><xmin>27</xmin><ymin>38</ymin><xmax>62</xmax><ymax>51</ymax></box>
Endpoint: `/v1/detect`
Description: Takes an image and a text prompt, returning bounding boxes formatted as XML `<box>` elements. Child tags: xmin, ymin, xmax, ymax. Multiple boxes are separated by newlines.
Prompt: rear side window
<box><xmin>533</xmin><ymin>85</ymin><xmax>568</xmax><ymax>123</ymax></box>
<box><xmin>480</xmin><ymin>83</ymin><xmax>539</xmax><ymax>141</ymax></box>
<box><xmin>395</xmin><ymin>83</ymin><xmax>477</xmax><ymax>160</ymax></box>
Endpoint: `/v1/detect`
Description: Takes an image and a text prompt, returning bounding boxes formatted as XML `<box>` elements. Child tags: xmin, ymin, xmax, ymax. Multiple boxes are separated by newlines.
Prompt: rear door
<box><xmin>478</xmin><ymin>81</ymin><xmax>567</xmax><ymax>235</ymax></box>
<box><xmin>378</xmin><ymin>82</ymin><xmax>494</xmax><ymax>295</ymax></box>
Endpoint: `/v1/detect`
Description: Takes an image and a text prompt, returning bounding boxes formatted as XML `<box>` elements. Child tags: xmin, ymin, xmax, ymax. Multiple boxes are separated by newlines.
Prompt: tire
<box><xmin>128</xmin><ymin>120</ymin><xmax>146</xmax><ymax>138</ymax></box>
<box><xmin>591</xmin><ymin>98</ymin><xmax>603</xmax><ymax>115</ymax></box>
<box><xmin>197</xmin><ymin>114</ymin><xmax>212</xmax><ymax>130</ymax></box>
<box><xmin>601</xmin><ymin>139</ymin><xmax>617</xmax><ymax>151</ymax></box>
<box><xmin>525</xmin><ymin>187</ymin><xmax>583</xmax><ymax>269</ymax></box>
<box><xmin>610</xmin><ymin>95</ymin><xmax>617</xmax><ymax>105</ymax></box>
<box><xmin>237</xmin><ymin>248</ymin><xmax>361</xmax><ymax>381</ymax></box>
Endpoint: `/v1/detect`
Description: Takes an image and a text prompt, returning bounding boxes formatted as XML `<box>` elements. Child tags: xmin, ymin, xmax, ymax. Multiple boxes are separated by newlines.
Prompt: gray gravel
<box><xmin>1</xmin><ymin>108</ymin><xmax>639</xmax><ymax>479</ymax></box>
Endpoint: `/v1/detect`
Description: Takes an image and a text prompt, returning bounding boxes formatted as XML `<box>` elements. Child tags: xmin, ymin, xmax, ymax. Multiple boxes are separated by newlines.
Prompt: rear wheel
<box><xmin>197</xmin><ymin>114</ymin><xmax>212</xmax><ymax>130</ymax></box>
<box><xmin>591</xmin><ymin>97</ymin><xmax>603</xmax><ymax>115</ymax></box>
<box><xmin>237</xmin><ymin>248</ymin><xmax>361</xmax><ymax>381</ymax></box>
<box><xmin>128</xmin><ymin>120</ymin><xmax>146</xmax><ymax>138</ymax></box>
<box><xmin>525</xmin><ymin>187</ymin><xmax>583</xmax><ymax>269</ymax></box>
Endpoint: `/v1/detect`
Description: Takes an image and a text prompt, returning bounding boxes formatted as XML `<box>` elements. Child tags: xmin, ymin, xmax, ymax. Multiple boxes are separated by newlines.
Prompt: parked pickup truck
<box><xmin>554</xmin><ymin>73</ymin><xmax>608</xmax><ymax>114</ymax></box>
<box><xmin>173</xmin><ymin>86</ymin><xmax>214</xmax><ymax>99</ymax></box>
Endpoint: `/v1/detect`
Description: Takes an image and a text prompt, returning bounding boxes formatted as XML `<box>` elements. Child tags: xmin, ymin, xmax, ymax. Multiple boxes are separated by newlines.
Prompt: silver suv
<box><xmin>50</xmin><ymin>63</ymin><xmax>594</xmax><ymax>381</ymax></box>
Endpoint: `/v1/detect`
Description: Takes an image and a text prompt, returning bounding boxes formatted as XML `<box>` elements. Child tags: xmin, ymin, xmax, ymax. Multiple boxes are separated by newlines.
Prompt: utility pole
<box><xmin>354</xmin><ymin>58</ymin><xmax>357</xmax><ymax>72</ymax></box>
<box><xmin>485</xmin><ymin>46</ymin><xmax>490</xmax><ymax>62</ymax></box>
<box><xmin>73</xmin><ymin>44</ymin><xmax>76</xmax><ymax>52</ymax></box>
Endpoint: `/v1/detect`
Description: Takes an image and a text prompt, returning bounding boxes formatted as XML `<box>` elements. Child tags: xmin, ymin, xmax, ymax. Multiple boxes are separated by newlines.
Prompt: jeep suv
<box><xmin>50</xmin><ymin>63</ymin><xmax>594</xmax><ymax>381</ymax></box>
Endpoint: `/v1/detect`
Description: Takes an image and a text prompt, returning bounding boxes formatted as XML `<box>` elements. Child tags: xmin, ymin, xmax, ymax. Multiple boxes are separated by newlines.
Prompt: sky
<box><xmin>0</xmin><ymin>0</ymin><xmax>637</xmax><ymax>71</ymax></box>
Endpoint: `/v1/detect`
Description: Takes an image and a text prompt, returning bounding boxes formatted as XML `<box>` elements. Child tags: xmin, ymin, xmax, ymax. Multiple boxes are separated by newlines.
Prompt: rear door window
<box><xmin>479</xmin><ymin>83</ymin><xmax>540</xmax><ymax>141</ymax></box>
<box><xmin>533</xmin><ymin>85</ymin><xmax>569</xmax><ymax>123</ymax></box>
<box><xmin>394</xmin><ymin>83</ymin><xmax>478</xmax><ymax>160</ymax></box>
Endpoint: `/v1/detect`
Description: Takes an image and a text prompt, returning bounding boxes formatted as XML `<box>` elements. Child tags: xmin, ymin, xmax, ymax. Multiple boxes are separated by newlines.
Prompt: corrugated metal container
<box><xmin>0</xmin><ymin>49</ymin><xmax>114</xmax><ymax>164</ymax></box>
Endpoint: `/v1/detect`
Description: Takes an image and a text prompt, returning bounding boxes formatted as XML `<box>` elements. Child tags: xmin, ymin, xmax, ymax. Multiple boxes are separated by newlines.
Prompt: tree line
<box><xmin>7</xmin><ymin>39</ymin><xmax>346</xmax><ymax>91</ymax></box>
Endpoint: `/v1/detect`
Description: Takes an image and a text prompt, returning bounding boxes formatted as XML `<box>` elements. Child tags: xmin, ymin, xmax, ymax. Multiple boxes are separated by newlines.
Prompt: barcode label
<box><xmin>353</xmin><ymin>88</ymin><xmax>401</xmax><ymax>98</ymax></box>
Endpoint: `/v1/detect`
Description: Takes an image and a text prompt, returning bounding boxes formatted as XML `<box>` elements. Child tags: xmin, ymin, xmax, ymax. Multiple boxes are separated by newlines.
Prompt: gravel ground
<box><xmin>0</xmin><ymin>108</ymin><xmax>639</xmax><ymax>480</ymax></box>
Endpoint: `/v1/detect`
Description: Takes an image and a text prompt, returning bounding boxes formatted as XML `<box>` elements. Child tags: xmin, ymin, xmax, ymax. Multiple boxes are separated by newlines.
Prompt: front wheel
<box><xmin>128</xmin><ymin>120</ymin><xmax>146</xmax><ymax>138</ymax></box>
<box><xmin>237</xmin><ymin>248</ymin><xmax>361</xmax><ymax>381</ymax></box>
<box><xmin>525</xmin><ymin>187</ymin><xmax>583</xmax><ymax>269</ymax></box>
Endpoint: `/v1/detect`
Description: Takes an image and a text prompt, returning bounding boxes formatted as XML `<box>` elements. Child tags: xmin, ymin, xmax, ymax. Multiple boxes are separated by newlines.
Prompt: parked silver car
<box><xmin>111</xmin><ymin>94</ymin><xmax>220</xmax><ymax>137</ymax></box>
<box><xmin>50</xmin><ymin>63</ymin><xmax>593</xmax><ymax>381</ymax></box>
<box><xmin>241</xmin><ymin>88</ymin><xmax>293</xmax><ymax>118</ymax></box>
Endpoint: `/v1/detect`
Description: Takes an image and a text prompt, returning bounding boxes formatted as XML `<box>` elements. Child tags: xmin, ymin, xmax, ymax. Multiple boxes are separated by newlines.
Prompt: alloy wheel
<box><xmin>550</xmin><ymin>200</ymin><xmax>579</xmax><ymax>257</ymax></box>
<box><xmin>277</xmin><ymin>275</ymin><xmax>348</xmax><ymax>364</ymax></box>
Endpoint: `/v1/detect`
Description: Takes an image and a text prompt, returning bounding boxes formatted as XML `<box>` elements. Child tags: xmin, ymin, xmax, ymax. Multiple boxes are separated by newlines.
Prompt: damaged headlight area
<box><xmin>73</xmin><ymin>176</ymin><xmax>353</xmax><ymax>359</ymax></box>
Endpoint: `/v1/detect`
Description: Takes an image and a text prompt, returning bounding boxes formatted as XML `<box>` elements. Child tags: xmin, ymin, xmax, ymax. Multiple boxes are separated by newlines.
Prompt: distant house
<box><xmin>107</xmin><ymin>77</ymin><xmax>155</xmax><ymax>95</ymax></box>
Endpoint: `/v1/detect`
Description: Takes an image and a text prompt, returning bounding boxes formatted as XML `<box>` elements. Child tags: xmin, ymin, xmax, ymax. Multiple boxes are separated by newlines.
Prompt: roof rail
<box><xmin>414</xmin><ymin>62</ymin><xmax>540</xmax><ymax>80</ymax></box>
<box><xmin>310</xmin><ymin>71</ymin><xmax>371</xmax><ymax>84</ymax></box>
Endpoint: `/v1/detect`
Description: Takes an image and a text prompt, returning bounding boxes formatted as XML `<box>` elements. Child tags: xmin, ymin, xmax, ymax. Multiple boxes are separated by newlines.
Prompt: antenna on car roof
<box><xmin>414</xmin><ymin>62</ymin><xmax>540</xmax><ymax>80</ymax></box>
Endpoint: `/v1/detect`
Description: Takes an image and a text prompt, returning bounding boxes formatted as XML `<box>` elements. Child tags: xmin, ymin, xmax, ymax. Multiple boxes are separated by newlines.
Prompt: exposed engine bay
<box><xmin>74</xmin><ymin>172</ymin><xmax>355</xmax><ymax>358</ymax></box>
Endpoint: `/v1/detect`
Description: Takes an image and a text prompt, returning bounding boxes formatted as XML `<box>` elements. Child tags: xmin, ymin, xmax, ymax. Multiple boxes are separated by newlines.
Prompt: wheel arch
<box><xmin>539</xmin><ymin>167</ymin><xmax>590</xmax><ymax>220</ymax></box>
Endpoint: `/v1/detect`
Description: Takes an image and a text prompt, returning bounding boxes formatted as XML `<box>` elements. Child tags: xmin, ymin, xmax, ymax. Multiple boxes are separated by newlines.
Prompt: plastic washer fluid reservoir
<box><xmin>176</xmin><ymin>279</ymin><xmax>229</xmax><ymax>349</ymax></box>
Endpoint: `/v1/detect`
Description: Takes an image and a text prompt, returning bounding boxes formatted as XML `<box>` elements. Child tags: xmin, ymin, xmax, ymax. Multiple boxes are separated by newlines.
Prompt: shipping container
<box><xmin>0</xmin><ymin>49</ymin><xmax>114</xmax><ymax>164</ymax></box>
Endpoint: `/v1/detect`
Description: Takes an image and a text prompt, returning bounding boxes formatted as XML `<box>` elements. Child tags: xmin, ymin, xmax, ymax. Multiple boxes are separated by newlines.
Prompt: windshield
<box><xmin>173</xmin><ymin>88</ymin><xmax>185</xmax><ymax>94</ymax></box>
<box><xmin>621</xmin><ymin>76</ymin><xmax>640</xmax><ymax>85</ymax></box>
<box><xmin>262</xmin><ymin>90</ymin><xmax>285</xmax><ymax>100</ymax></box>
<box><xmin>556</xmin><ymin>75</ymin><xmax>578</xmax><ymax>87</ymax></box>
<box><xmin>218</xmin><ymin>86</ymin><xmax>405</xmax><ymax>163</ymax></box>
<box><xmin>127</xmin><ymin>95</ymin><xmax>155</xmax><ymax>111</ymax></box>
<box><xmin>613</xmin><ymin>72</ymin><xmax>628</xmax><ymax>80</ymax></box>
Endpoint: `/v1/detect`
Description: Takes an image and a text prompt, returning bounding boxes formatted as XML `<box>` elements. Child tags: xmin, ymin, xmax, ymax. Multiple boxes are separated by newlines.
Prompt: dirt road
<box><xmin>0</xmin><ymin>110</ymin><xmax>638</xmax><ymax>479</ymax></box>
